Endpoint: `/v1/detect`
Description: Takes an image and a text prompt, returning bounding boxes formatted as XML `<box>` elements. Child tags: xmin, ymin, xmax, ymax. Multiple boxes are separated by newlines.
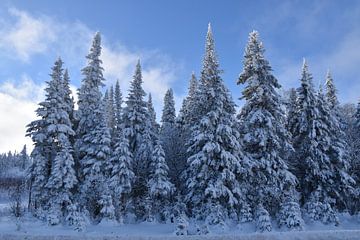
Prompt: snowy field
<box><xmin>0</xmin><ymin>205</ymin><xmax>359</xmax><ymax>240</ymax></box>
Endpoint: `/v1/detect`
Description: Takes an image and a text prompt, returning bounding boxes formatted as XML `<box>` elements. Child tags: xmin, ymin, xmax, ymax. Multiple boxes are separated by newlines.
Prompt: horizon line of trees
<box><xmin>25</xmin><ymin>24</ymin><xmax>360</xmax><ymax>233</ymax></box>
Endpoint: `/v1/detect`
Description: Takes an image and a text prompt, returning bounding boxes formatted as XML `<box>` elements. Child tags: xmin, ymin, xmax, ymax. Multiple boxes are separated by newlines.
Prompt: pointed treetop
<box><xmin>302</xmin><ymin>58</ymin><xmax>308</xmax><ymax>70</ymax></box>
<box><xmin>301</xmin><ymin>58</ymin><xmax>311</xmax><ymax>80</ymax></box>
<box><xmin>325</xmin><ymin>68</ymin><xmax>339</xmax><ymax>109</ymax></box>
<box><xmin>326</xmin><ymin>68</ymin><xmax>331</xmax><ymax>77</ymax></box>
<box><xmin>64</xmin><ymin>68</ymin><xmax>69</xmax><ymax>79</ymax></box>
<box><xmin>89</xmin><ymin>32</ymin><xmax>102</xmax><ymax>59</ymax></box>
<box><xmin>135</xmin><ymin>59</ymin><xmax>142</xmax><ymax>78</ymax></box>
<box><xmin>201</xmin><ymin>23</ymin><xmax>221</xmax><ymax>87</ymax></box>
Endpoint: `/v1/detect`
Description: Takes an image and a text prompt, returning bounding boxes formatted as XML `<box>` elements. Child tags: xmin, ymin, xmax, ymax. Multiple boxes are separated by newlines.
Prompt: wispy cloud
<box><xmin>0</xmin><ymin>8</ymin><xmax>56</xmax><ymax>62</ymax></box>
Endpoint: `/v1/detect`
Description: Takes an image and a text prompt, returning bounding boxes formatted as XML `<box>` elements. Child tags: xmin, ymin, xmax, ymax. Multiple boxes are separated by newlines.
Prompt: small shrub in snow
<box><xmin>205</xmin><ymin>203</ymin><xmax>227</xmax><ymax>231</ymax></box>
<box><xmin>66</xmin><ymin>204</ymin><xmax>87</xmax><ymax>232</ymax></box>
<box><xmin>239</xmin><ymin>202</ymin><xmax>253</xmax><ymax>223</ymax></box>
<box><xmin>322</xmin><ymin>203</ymin><xmax>339</xmax><ymax>226</ymax></box>
<box><xmin>278</xmin><ymin>196</ymin><xmax>304</xmax><ymax>230</ymax></box>
<box><xmin>256</xmin><ymin>204</ymin><xmax>272</xmax><ymax>232</ymax></box>
<box><xmin>196</xmin><ymin>223</ymin><xmax>210</xmax><ymax>235</ymax></box>
<box><xmin>47</xmin><ymin>205</ymin><xmax>61</xmax><ymax>226</ymax></box>
<box><xmin>99</xmin><ymin>192</ymin><xmax>115</xmax><ymax>222</ymax></box>
<box><xmin>174</xmin><ymin>214</ymin><xmax>189</xmax><ymax>236</ymax></box>
<box><xmin>8</xmin><ymin>183</ymin><xmax>25</xmax><ymax>218</ymax></box>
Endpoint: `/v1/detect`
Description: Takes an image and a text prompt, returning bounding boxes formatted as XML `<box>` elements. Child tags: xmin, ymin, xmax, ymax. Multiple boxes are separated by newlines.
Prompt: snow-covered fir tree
<box><xmin>105</xmin><ymin>86</ymin><xmax>116</xmax><ymax>140</ymax></box>
<box><xmin>324</xmin><ymin>72</ymin><xmax>355</xmax><ymax>212</ymax></box>
<box><xmin>62</xmin><ymin>69</ymin><xmax>75</xmax><ymax>125</ymax></box>
<box><xmin>325</xmin><ymin>70</ymin><xmax>339</xmax><ymax>110</ymax></box>
<box><xmin>286</xmin><ymin>88</ymin><xmax>298</xmax><ymax>135</ymax></box>
<box><xmin>255</xmin><ymin>204</ymin><xmax>272</xmax><ymax>232</ymax></box>
<box><xmin>27</xmin><ymin>58</ymin><xmax>78</xmax><ymax>223</ymax></box>
<box><xmin>178</xmin><ymin>72</ymin><xmax>198</xmax><ymax>126</ymax></box>
<box><xmin>76</xmin><ymin>32</ymin><xmax>112</xmax><ymax>220</ymax></box>
<box><xmin>109</xmin><ymin>130</ymin><xmax>134</xmax><ymax>223</ymax></box>
<box><xmin>185</xmin><ymin>24</ymin><xmax>244</xmax><ymax>226</ymax></box>
<box><xmin>160</xmin><ymin>89</ymin><xmax>179</xmax><ymax>188</ymax></box>
<box><xmin>122</xmin><ymin>60</ymin><xmax>153</xmax><ymax>219</ymax></box>
<box><xmin>237</xmin><ymin>31</ymin><xmax>298</xmax><ymax>229</ymax></box>
<box><xmin>148</xmin><ymin>141</ymin><xmax>174</xmax><ymax>221</ymax></box>
<box><xmin>114</xmin><ymin>80</ymin><xmax>123</xmax><ymax>129</ymax></box>
<box><xmin>175</xmin><ymin>73</ymin><xmax>199</xmax><ymax>192</ymax></box>
<box><xmin>292</xmin><ymin>61</ymin><xmax>354</xmax><ymax>224</ymax></box>
<box><xmin>147</xmin><ymin>93</ymin><xmax>160</xmax><ymax>138</ymax></box>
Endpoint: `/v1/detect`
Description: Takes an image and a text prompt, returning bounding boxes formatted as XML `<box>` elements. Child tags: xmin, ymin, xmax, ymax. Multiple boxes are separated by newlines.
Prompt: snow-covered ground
<box><xmin>0</xmin><ymin>207</ymin><xmax>359</xmax><ymax>240</ymax></box>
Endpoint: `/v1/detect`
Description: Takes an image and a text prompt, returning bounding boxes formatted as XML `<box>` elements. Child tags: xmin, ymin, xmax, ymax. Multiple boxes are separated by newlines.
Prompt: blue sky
<box><xmin>0</xmin><ymin>0</ymin><xmax>360</xmax><ymax>152</ymax></box>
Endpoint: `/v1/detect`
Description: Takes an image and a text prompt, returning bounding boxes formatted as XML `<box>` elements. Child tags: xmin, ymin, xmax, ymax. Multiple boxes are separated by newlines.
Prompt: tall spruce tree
<box><xmin>147</xmin><ymin>93</ymin><xmax>160</xmax><ymax>138</ymax></box>
<box><xmin>291</xmin><ymin>61</ymin><xmax>353</xmax><ymax>224</ymax></box>
<box><xmin>27</xmin><ymin>58</ymin><xmax>77</xmax><ymax>223</ymax></box>
<box><xmin>107</xmin><ymin>86</ymin><xmax>116</xmax><ymax>139</ymax></box>
<box><xmin>237</xmin><ymin>31</ymin><xmax>299</xmax><ymax>231</ymax></box>
<box><xmin>175</xmin><ymin>73</ymin><xmax>199</xmax><ymax>193</ymax></box>
<box><xmin>160</xmin><ymin>89</ymin><xmax>179</xmax><ymax>188</ymax></box>
<box><xmin>325</xmin><ymin>71</ymin><xmax>339</xmax><ymax>110</ymax></box>
<box><xmin>185</xmin><ymin>24</ymin><xmax>244</xmax><ymax>226</ymax></box>
<box><xmin>324</xmin><ymin>72</ymin><xmax>355</xmax><ymax>212</ymax></box>
<box><xmin>178</xmin><ymin>72</ymin><xmax>198</xmax><ymax>126</ymax></box>
<box><xmin>114</xmin><ymin>80</ymin><xmax>123</xmax><ymax>130</ymax></box>
<box><xmin>148</xmin><ymin>141</ymin><xmax>174</xmax><ymax>221</ymax></box>
<box><xmin>109</xmin><ymin>129</ymin><xmax>134</xmax><ymax>223</ymax></box>
<box><xmin>122</xmin><ymin>61</ymin><xmax>153</xmax><ymax>219</ymax></box>
<box><xmin>76</xmin><ymin>32</ymin><xmax>112</xmax><ymax>220</ymax></box>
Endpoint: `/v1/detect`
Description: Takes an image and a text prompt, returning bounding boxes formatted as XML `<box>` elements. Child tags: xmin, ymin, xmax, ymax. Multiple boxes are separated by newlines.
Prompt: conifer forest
<box><xmin>1</xmin><ymin>24</ymin><xmax>360</xmax><ymax>238</ymax></box>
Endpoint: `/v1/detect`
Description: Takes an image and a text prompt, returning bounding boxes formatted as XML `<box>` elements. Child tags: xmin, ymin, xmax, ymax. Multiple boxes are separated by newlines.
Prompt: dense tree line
<box><xmin>25</xmin><ymin>25</ymin><xmax>360</xmax><ymax>233</ymax></box>
<box><xmin>0</xmin><ymin>145</ymin><xmax>30</xmax><ymax>178</ymax></box>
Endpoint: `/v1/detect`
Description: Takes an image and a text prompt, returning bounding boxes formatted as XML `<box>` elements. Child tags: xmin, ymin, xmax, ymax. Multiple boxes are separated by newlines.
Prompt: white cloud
<box><xmin>0</xmin><ymin>8</ymin><xmax>56</xmax><ymax>62</ymax></box>
<box><xmin>0</xmin><ymin>76</ymin><xmax>44</xmax><ymax>153</ymax></box>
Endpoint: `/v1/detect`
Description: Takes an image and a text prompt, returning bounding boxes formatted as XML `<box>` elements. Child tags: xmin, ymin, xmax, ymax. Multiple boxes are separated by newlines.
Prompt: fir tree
<box><xmin>325</xmin><ymin>70</ymin><xmax>339</xmax><ymax>110</ymax></box>
<box><xmin>114</xmin><ymin>80</ymin><xmax>123</xmax><ymax>131</ymax></box>
<box><xmin>123</xmin><ymin>60</ymin><xmax>153</xmax><ymax>219</ymax></box>
<box><xmin>175</xmin><ymin>73</ymin><xmax>199</xmax><ymax>192</ymax></box>
<box><xmin>63</xmin><ymin>69</ymin><xmax>75</xmax><ymax>125</ymax></box>
<box><xmin>292</xmin><ymin>62</ymin><xmax>353</xmax><ymax>224</ymax></box>
<box><xmin>106</xmin><ymin>86</ymin><xmax>116</xmax><ymax>139</ymax></box>
<box><xmin>186</xmin><ymin>24</ymin><xmax>244</xmax><ymax>225</ymax></box>
<box><xmin>160</xmin><ymin>89</ymin><xmax>179</xmax><ymax>188</ymax></box>
<box><xmin>148</xmin><ymin>141</ymin><xmax>174</xmax><ymax>221</ymax></box>
<box><xmin>286</xmin><ymin>88</ymin><xmax>298</xmax><ymax>136</ymax></box>
<box><xmin>27</xmin><ymin>58</ymin><xmax>77</xmax><ymax>223</ymax></box>
<box><xmin>76</xmin><ymin>32</ymin><xmax>112</xmax><ymax>220</ymax></box>
<box><xmin>109</xmin><ymin>130</ymin><xmax>134</xmax><ymax>222</ymax></box>
<box><xmin>147</xmin><ymin>93</ymin><xmax>160</xmax><ymax>138</ymax></box>
<box><xmin>178</xmin><ymin>72</ymin><xmax>198</xmax><ymax>126</ymax></box>
<box><xmin>255</xmin><ymin>204</ymin><xmax>272</xmax><ymax>232</ymax></box>
<box><xmin>237</xmin><ymin>31</ymin><xmax>297</xmax><ymax>226</ymax></box>
<box><xmin>324</xmin><ymin>71</ymin><xmax>355</xmax><ymax>212</ymax></box>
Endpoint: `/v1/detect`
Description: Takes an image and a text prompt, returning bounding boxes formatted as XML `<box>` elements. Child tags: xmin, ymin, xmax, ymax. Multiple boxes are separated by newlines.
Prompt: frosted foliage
<box><xmin>26</xmin><ymin>57</ymin><xmax>77</xmax><ymax>222</ymax></box>
<box><xmin>239</xmin><ymin>202</ymin><xmax>253</xmax><ymax>223</ymax></box>
<box><xmin>237</xmin><ymin>31</ymin><xmax>296</xmax><ymax>216</ymax></box>
<box><xmin>76</xmin><ymin>32</ymin><xmax>112</xmax><ymax>220</ymax></box>
<box><xmin>256</xmin><ymin>204</ymin><xmax>272</xmax><ymax>232</ymax></box>
<box><xmin>148</xmin><ymin>142</ymin><xmax>174</xmax><ymax>199</ymax></box>
<box><xmin>278</xmin><ymin>196</ymin><xmax>304</xmax><ymax>230</ymax></box>
<box><xmin>99</xmin><ymin>192</ymin><xmax>115</xmax><ymax>221</ymax></box>
<box><xmin>174</xmin><ymin>214</ymin><xmax>189</xmax><ymax>236</ymax></box>
<box><xmin>186</xmin><ymin>24</ymin><xmax>245</xmax><ymax>222</ymax></box>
